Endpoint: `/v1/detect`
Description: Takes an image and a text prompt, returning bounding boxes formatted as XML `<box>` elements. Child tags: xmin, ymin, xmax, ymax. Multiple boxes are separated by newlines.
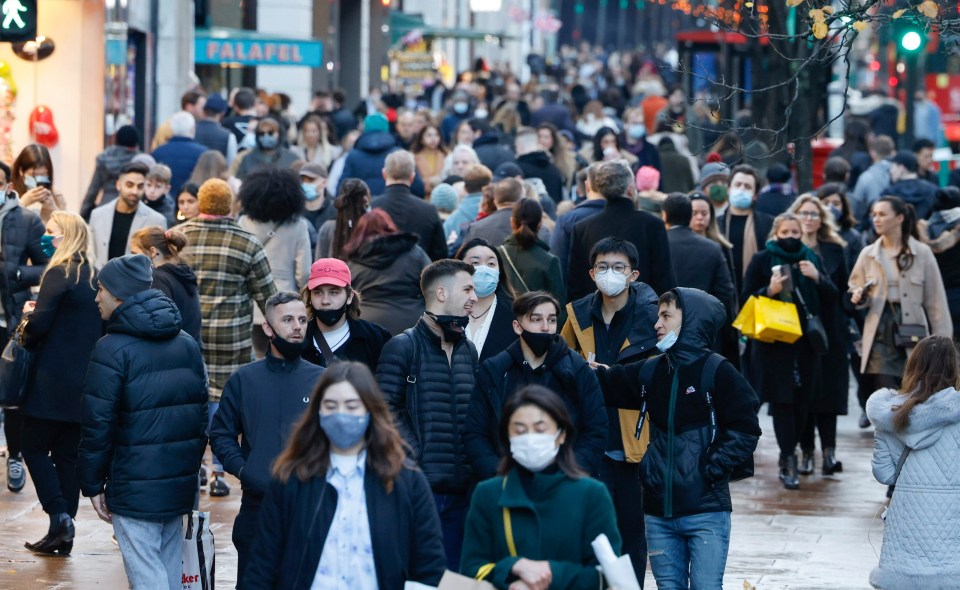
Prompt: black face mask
<box><xmin>777</xmin><ymin>237</ymin><xmax>804</xmax><ymax>253</ymax></box>
<box><xmin>520</xmin><ymin>330</ymin><xmax>554</xmax><ymax>358</ymax></box>
<box><xmin>267</xmin><ymin>323</ymin><xmax>307</xmax><ymax>360</ymax></box>
<box><xmin>427</xmin><ymin>313</ymin><xmax>469</xmax><ymax>343</ymax></box>
<box><xmin>315</xmin><ymin>303</ymin><xmax>348</xmax><ymax>327</ymax></box>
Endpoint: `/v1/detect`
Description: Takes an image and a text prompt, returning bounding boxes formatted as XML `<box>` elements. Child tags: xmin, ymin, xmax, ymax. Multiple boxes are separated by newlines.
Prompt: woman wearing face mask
<box><xmin>787</xmin><ymin>196</ymin><xmax>851</xmax><ymax>476</ymax></box>
<box><xmin>12</xmin><ymin>144</ymin><xmax>66</xmax><ymax>223</ymax></box>
<box><xmin>130</xmin><ymin>226</ymin><xmax>201</xmax><ymax>345</ymax></box>
<box><xmin>301</xmin><ymin>258</ymin><xmax>390</xmax><ymax>369</ymax></box>
<box><xmin>816</xmin><ymin>183</ymin><xmax>865</xmax><ymax>273</ymax></box>
<box><xmin>465</xmin><ymin>292</ymin><xmax>608</xmax><ymax>482</ymax></box>
<box><xmin>580</xmin><ymin>126</ymin><xmax>639</xmax><ymax>167</ymax></box>
<box><xmin>460</xmin><ymin>385</ymin><xmax>621</xmax><ymax>589</ymax></box>
<box><xmin>235</xmin><ymin>115</ymin><xmax>299</xmax><ymax>181</ymax></box>
<box><xmin>242</xmin><ymin>362</ymin><xmax>447</xmax><ymax>589</ymax></box>
<box><xmin>316</xmin><ymin>178</ymin><xmax>371</xmax><ymax>260</ymax></box>
<box><xmin>741</xmin><ymin>212</ymin><xmax>838</xmax><ymax>490</ymax></box>
<box><xmin>19</xmin><ymin>212</ymin><xmax>101</xmax><ymax>555</ymax></box>
<box><xmin>498</xmin><ymin>198</ymin><xmax>566</xmax><ymax>321</ymax></box>
<box><xmin>455</xmin><ymin>238</ymin><xmax>518</xmax><ymax>362</ymax></box>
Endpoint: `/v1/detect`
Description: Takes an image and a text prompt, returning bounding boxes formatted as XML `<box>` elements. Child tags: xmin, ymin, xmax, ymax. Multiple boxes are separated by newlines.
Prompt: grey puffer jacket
<box><xmin>866</xmin><ymin>387</ymin><xmax>960</xmax><ymax>590</ymax></box>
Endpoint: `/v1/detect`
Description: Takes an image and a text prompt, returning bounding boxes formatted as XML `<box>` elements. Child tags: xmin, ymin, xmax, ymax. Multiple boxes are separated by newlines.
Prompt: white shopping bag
<box><xmin>592</xmin><ymin>533</ymin><xmax>640</xmax><ymax>590</ymax></box>
<box><xmin>182</xmin><ymin>511</ymin><xmax>215</xmax><ymax>590</ymax></box>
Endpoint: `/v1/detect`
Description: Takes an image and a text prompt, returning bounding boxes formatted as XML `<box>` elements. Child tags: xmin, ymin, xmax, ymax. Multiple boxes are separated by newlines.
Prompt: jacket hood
<box><xmin>352</xmin><ymin>232</ymin><xmax>419</xmax><ymax>269</ymax></box>
<box><xmin>98</xmin><ymin>146</ymin><xmax>136</xmax><ymax>176</ymax></box>
<box><xmin>892</xmin><ymin>178</ymin><xmax>935</xmax><ymax>207</ymax></box>
<box><xmin>155</xmin><ymin>263</ymin><xmax>198</xmax><ymax>290</ymax></box>
<box><xmin>517</xmin><ymin>151</ymin><xmax>551</xmax><ymax>168</ymax></box>
<box><xmin>107</xmin><ymin>289</ymin><xmax>183</xmax><ymax>340</ymax></box>
<box><xmin>658</xmin><ymin>140</ymin><xmax>678</xmax><ymax>154</ymax></box>
<box><xmin>355</xmin><ymin>131</ymin><xmax>398</xmax><ymax>154</ymax></box>
<box><xmin>866</xmin><ymin>387</ymin><xmax>960</xmax><ymax>450</ymax></box>
<box><xmin>473</xmin><ymin>133</ymin><xmax>502</xmax><ymax>148</ymax></box>
<box><xmin>668</xmin><ymin>287</ymin><xmax>725</xmax><ymax>366</ymax></box>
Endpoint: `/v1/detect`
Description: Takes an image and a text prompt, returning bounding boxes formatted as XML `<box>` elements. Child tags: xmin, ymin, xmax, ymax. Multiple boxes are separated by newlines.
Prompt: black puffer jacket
<box><xmin>597</xmin><ymin>288</ymin><xmax>761</xmax><ymax>518</ymax></box>
<box><xmin>77</xmin><ymin>289</ymin><xmax>208</xmax><ymax>520</ymax></box>
<box><xmin>0</xmin><ymin>200</ymin><xmax>48</xmax><ymax>332</ymax></box>
<box><xmin>349</xmin><ymin>233</ymin><xmax>431</xmax><ymax>336</ymax></box>
<box><xmin>377</xmin><ymin>318</ymin><xmax>478</xmax><ymax>494</ymax></box>
<box><xmin>464</xmin><ymin>336</ymin><xmax>608</xmax><ymax>479</ymax></box>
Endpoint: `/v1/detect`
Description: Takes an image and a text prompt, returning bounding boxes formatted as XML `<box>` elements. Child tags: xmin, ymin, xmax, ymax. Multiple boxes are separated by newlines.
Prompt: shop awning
<box><xmin>195</xmin><ymin>28</ymin><xmax>323</xmax><ymax>67</ymax></box>
<box><xmin>389</xmin><ymin>12</ymin><xmax>515</xmax><ymax>45</ymax></box>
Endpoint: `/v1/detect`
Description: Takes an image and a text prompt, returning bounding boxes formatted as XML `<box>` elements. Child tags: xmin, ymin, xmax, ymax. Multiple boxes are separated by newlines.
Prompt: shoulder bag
<box><xmin>0</xmin><ymin>319</ymin><xmax>34</xmax><ymax>409</ymax></box>
<box><xmin>790</xmin><ymin>276</ymin><xmax>829</xmax><ymax>355</ymax></box>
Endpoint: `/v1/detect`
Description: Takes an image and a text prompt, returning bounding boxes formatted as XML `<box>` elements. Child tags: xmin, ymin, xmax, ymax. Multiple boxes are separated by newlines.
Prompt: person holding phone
<box><xmin>12</xmin><ymin>144</ymin><xmax>66</xmax><ymax>223</ymax></box>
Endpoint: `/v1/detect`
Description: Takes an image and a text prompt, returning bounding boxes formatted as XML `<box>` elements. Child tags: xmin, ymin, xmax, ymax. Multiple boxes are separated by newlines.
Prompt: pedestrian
<box><xmin>594</xmin><ymin>288</ymin><xmax>761</xmax><ymax>590</ymax></box>
<box><xmin>635</xmin><ymin>165</ymin><xmax>667</xmax><ymax>213</ymax></box>
<box><xmin>142</xmin><ymin>164</ymin><xmax>177</xmax><ymax>227</ymax></box>
<box><xmin>849</xmin><ymin>197</ymin><xmax>952</xmax><ymax>419</ymax></box>
<box><xmin>886</xmin><ymin>151</ymin><xmax>938</xmax><ymax>220</ymax></box>
<box><xmin>444</xmin><ymin>164</ymin><xmax>492</xmax><ymax>253</ymax></box>
<box><xmin>343</xmin><ymin>209</ymin><xmax>431</xmax><ymax>336</ymax></box>
<box><xmin>301</xmin><ymin>258</ymin><xmax>391</xmax><ymax>369</ymax></box>
<box><xmin>19</xmin><ymin>212</ymin><xmax>100</xmax><ymax>555</ymax></box>
<box><xmin>235</xmin><ymin>115</ymin><xmax>299</xmax><ymax>181</ymax></box>
<box><xmin>298</xmin><ymin>162</ymin><xmax>335</xmax><ymax>241</ymax></box>
<box><xmin>719</xmin><ymin>164</ymin><xmax>774</xmax><ymax>283</ymax></box>
<box><xmin>194</xmin><ymin>93</ymin><xmax>238</xmax><ymax>165</ymax></box>
<box><xmin>465</xmin><ymin>291</ymin><xmax>607</xmax><ymax>480</ymax></box>
<box><xmin>514</xmin><ymin>127</ymin><xmax>565</xmax><ymax>203</ymax></box>
<box><xmin>498</xmin><ymin>197</ymin><xmax>565</xmax><ymax>307</ymax></box>
<box><xmin>81</xmin><ymin>125</ymin><xmax>141</xmax><ymax>220</ymax></box>
<box><xmin>867</xmin><ymin>335</ymin><xmax>960</xmax><ymax>590</ymax></box>
<box><xmin>817</xmin><ymin>182</ymin><xmax>866</xmax><ymax>272</ymax></box>
<box><xmin>580</xmin><ymin>126</ymin><xmax>639</xmax><ymax>167</ymax></box>
<box><xmin>469</xmin><ymin>118</ymin><xmax>516</xmax><ymax>178</ymax></box>
<box><xmin>150</xmin><ymin>111</ymin><xmax>209</xmax><ymax>197</ymax></box>
<box><xmin>656</xmin><ymin>136</ymin><xmax>695</xmax><ymax>194</ymax></box>
<box><xmin>536</xmin><ymin>122</ymin><xmax>577</xmax><ymax>191</ymax></box>
<box><xmin>180</xmin><ymin>178</ymin><xmax>278</xmax><ymax>497</ymax></box>
<box><xmin>741</xmin><ymin>212</ymin><xmax>837</xmax><ymax>490</ymax></box>
<box><xmin>292</xmin><ymin>114</ymin><xmax>341</xmax><ymax>170</ymax></box>
<box><xmin>829</xmin><ymin>118</ymin><xmax>872</xmax><ymax>189</ymax></box>
<box><xmin>210</xmin><ymin>291</ymin><xmax>324</xmax><ymax>587</ymax></box>
<box><xmin>370</xmin><ymin>150</ymin><xmax>447</xmax><ymax>260</ymax></box>
<box><xmin>787</xmin><ymin>196</ymin><xmax>851</xmax><ymax>476</ymax></box>
<box><xmin>550</xmin><ymin>166</ymin><xmax>605</xmax><ymax>281</ymax></box>
<box><xmin>188</xmin><ymin>150</ymin><xmax>241</xmax><ymax>196</ymax></box>
<box><xmin>78</xmin><ymin>254</ymin><xmax>207</xmax><ymax>589</ymax></box>
<box><xmin>560</xmin><ymin>237</ymin><xmax>659</xmax><ymax>581</ymax></box>
<box><xmin>440</xmin><ymin>90</ymin><xmax>474</xmax><ymax>145</ymax></box>
<box><xmin>242</xmin><ymin>362</ymin><xmax>447</xmax><ymax>589</ymax></box>
<box><xmin>460</xmin><ymin>385</ymin><xmax>622</xmax><ymax>588</ymax></box>
<box><xmin>130</xmin><ymin>226</ymin><xmax>202</xmax><ymax>344</ymax></box>
<box><xmin>454</xmin><ymin>237</ymin><xmax>517</xmax><ymax>362</ymax></box>
<box><xmin>175</xmin><ymin>182</ymin><xmax>200</xmax><ymax>224</ymax></box>
<box><xmin>461</xmin><ymin>177</ymin><xmax>527</xmax><ymax>248</ymax></box>
<box><xmin>755</xmin><ymin>163</ymin><xmax>797</xmax><ymax>217</ymax></box>
<box><xmin>316</xmin><ymin>178</ymin><xmax>370</xmax><ymax>260</ymax></box>
<box><xmin>412</xmin><ymin>123</ymin><xmax>448</xmax><ymax>193</ymax></box>
<box><xmin>339</xmin><ymin>112</ymin><xmax>426</xmax><ymax>196</ymax></box>
<box><xmin>377</xmin><ymin>259</ymin><xmax>479</xmax><ymax>571</ymax></box>
<box><xmin>621</xmin><ymin>108</ymin><xmax>662</xmax><ymax>170</ymax></box>
<box><xmin>89</xmin><ymin>161</ymin><xmax>169</xmax><ymax>267</ymax></box>
<box><xmin>851</xmin><ymin>135</ymin><xmax>895</xmax><ymax>225</ymax></box>
<box><xmin>11</xmin><ymin>144</ymin><xmax>66</xmax><ymax>223</ymax></box>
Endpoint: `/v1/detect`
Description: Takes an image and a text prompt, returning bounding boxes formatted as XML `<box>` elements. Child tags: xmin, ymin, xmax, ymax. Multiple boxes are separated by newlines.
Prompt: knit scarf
<box><xmin>764</xmin><ymin>239</ymin><xmax>823</xmax><ymax>315</ymax></box>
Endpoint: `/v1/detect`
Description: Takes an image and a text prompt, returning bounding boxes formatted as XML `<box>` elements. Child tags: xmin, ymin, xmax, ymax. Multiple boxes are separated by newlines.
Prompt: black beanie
<box><xmin>116</xmin><ymin>125</ymin><xmax>140</xmax><ymax>149</ymax></box>
<box><xmin>99</xmin><ymin>254</ymin><xmax>153</xmax><ymax>300</ymax></box>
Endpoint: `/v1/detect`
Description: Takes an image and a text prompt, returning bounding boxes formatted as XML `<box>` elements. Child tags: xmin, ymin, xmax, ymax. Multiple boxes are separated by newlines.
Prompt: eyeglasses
<box><xmin>797</xmin><ymin>211</ymin><xmax>821</xmax><ymax>220</ymax></box>
<box><xmin>594</xmin><ymin>263</ymin><xmax>631</xmax><ymax>274</ymax></box>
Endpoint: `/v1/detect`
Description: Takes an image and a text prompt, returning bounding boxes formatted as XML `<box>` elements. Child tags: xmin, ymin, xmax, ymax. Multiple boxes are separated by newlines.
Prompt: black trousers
<box><xmin>598</xmin><ymin>455</ymin><xmax>646</xmax><ymax>587</ymax></box>
<box><xmin>20</xmin><ymin>416</ymin><xmax>81</xmax><ymax>517</ymax></box>
<box><xmin>771</xmin><ymin>399</ymin><xmax>810</xmax><ymax>458</ymax></box>
<box><xmin>800</xmin><ymin>412</ymin><xmax>838</xmax><ymax>450</ymax></box>
<box><xmin>232</xmin><ymin>496</ymin><xmax>262</xmax><ymax>589</ymax></box>
<box><xmin>3</xmin><ymin>408</ymin><xmax>22</xmax><ymax>458</ymax></box>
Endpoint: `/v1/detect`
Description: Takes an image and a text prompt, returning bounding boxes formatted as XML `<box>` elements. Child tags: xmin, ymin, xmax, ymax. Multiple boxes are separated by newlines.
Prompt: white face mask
<box><xmin>595</xmin><ymin>269</ymin><xmax>629</xmax><ymax>297</ymax></box>
<box><xmin>510</xmin><ymin>431</ymin><xmax>561</xmax><ymax>472</ymax></box>
<box><xmin>656</xmin><ymin>329</ymin><xmax>679</xmax><ymax>352</ymax></box>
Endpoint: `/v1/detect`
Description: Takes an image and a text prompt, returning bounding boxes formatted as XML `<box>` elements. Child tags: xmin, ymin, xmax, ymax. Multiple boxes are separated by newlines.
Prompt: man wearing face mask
<box><xmin>594</xmin><ymin>288</ymin><xmax>760</xmax><ymax>590</ymax></box>
<box><xmin>719</xmin><ymin>164</ymin><xmax>774</xmax><ymax>282</ymax></box>
<box><xmin>377</xmin><ymin>259</ymin><xmax>479</xmax><ymax>571</ymax></box>
<box><xmin>465</xmin><ymin>291</ymin><xmax>608</xmax><ymax>480</ymax></box>
<box><xmin>298</xmin><ymin>163</ymin><xmax>335</xmax><ymax>247</ymax></box>
<box><xmin>560</xmin><ymin>237</ymin><xmax>659</xmax><ymax>583</ymax></box>
<box><xmin>440</xmin><ymin>90</ymin><xmax>473</xmax><ymax>145</ymax></box>
<box><xmin>210</xmin><ymin>291</ymin><xmax>325</xmax><ymax>588</ymax></box>
<box><xmin>622</xmin><ymin>108</ymin><xmax>662</xmax><ymax>171</ymax></box>
<box><xmin>235</xmin><ymin>115</ymin><xmax>299</xmax><ymax>181</ymax></box>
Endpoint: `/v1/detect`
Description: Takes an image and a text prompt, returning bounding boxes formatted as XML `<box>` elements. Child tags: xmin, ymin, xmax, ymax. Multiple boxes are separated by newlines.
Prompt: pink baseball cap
<box><xmin>308</xmin><ymin>258</ymin><xmax>351</xmax><ymax>289</ymax></box>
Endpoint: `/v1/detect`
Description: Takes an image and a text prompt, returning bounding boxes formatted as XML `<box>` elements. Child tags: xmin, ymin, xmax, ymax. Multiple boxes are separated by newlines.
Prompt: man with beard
<box><xmin>210</xmin><ymin>291</ymin><xmax>324</xmax><ymax>588</ymax></box>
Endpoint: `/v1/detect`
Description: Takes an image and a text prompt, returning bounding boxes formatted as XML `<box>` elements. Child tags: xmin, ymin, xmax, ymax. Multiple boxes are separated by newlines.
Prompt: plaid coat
<box><xmin>180</xmin><ymin>218</ymin><xmax>277</xmax><ymax>400</ymax></box>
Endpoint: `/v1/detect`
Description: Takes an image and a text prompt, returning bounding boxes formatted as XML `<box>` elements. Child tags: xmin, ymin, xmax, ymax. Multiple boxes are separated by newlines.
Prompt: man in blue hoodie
<box><xmin>337</xmin><ymin>112</ymin><xmax>425</xmax><ymax>196</ymax></box>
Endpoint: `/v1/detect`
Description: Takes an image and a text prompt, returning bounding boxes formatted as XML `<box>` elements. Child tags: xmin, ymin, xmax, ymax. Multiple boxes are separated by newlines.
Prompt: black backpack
<box><xmin>636</xmin><ymin>352</ymin><xmax>754</xmax><ymax>482</ymax></box>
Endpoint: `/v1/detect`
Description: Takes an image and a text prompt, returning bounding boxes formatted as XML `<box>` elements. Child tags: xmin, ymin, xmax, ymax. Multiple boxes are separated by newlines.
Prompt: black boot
<box><xmin>799</xmin><ymin>449</ymin><xmax>814</xmax><ymax>475</ymax></box>
<box><xmin>822</xmin><ymin>447</ymin><xmax>843</xmax><ymax>475</ymax></box>
<box><xmin>779</xmin><ymin>454</ymin><xmax>800</xmax><ymax>490</ymax></box>
<box><xmin>24</xmin><ymin>512</ymin><xmax>74</xmax><ymax>555</ymax></box>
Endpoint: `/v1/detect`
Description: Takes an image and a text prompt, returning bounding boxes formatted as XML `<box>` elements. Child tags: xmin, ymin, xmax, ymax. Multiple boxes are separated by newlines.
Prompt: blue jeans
<box><xmin>207</xmin><ymin>402</ymin><xmax>223</xmax><ymax>472</ymax></box>
<box><xmin>433</xmin><ymin>492</ymin><xmax>469</xmax><ymax>572</ymax></box>
<box><xmin>113</xmin><ymin>513</ymin><xmax>184</xmax><ymax>590</ymax></box>
<box><xmin>645</xmin><ymin>511</ymin><xmax>731</xmax><ymax>590</ymax></box>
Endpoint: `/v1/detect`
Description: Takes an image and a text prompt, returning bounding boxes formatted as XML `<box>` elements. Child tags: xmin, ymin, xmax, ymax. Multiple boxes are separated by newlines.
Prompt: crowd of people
<box><xmin>0</xmin><ymin>44</ymin><xmax>957</xmax><ymax>590</ymax></box>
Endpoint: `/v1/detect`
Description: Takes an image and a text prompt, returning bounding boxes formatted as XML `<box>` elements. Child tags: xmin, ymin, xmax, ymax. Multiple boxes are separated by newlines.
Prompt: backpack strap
<box><xmin>699</xmin><ymin>353</ymin><xmax>726</xmax><ymax>445</ymax></box>
<box><xmin>634</xmin><ymin>354</ymin><xmax>663</xmax><ymax>439</ymax></box>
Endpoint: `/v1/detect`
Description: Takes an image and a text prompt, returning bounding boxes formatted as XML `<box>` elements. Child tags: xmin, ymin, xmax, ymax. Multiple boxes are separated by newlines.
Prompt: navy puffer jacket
<box><xmin>78</xmin><ymin>289</ymin><xmax>208</xmax><ymax>521</ymax></box>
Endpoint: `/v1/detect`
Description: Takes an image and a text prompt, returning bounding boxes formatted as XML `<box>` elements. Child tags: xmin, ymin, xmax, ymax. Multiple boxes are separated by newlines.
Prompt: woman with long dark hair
<box><xmin>866</xmin><ymin>335</ymin><xmax>960</xmax><ymax>589</ymax></box>
<box><xmin>460</xmin><ymin>385</ymin><xmax>621</xmax><ymax>587</ymax></box>
<box><xmin>579</xmin><ymin>126</ymin><xmax>639</xmax><ymax>166</ymax></box>
<box><xmin>12</xmin><ymin>144</ymin><xmax>66</xmax><ymax>222</ymax></box>
<box><xmin>20</xmin><ymin>212</ymin><xmax>101</xmax><ymax>555</ymax></box>
<box><xmin>455</xmin><ymin>237</ymin><xmax>517</xmax><ymax>363</ymax></box>
<box><xmin>242</xmin><ymin>362</ymin><xmax>446</xmax><ymax>589</ymax></box>
<box><xmin>316</xmin><ymin>178</ymin><xmax>371</xmax><ymax>260</ymax></box>
<box><xmin>497</xmin><ymin>198</ymin><xmax>565</xmax><ymax>307</ymax></box>
<box><xmin>344</xmin><ymin>209</ymin><xmax>431</xmax><ymax>335</ymax></box>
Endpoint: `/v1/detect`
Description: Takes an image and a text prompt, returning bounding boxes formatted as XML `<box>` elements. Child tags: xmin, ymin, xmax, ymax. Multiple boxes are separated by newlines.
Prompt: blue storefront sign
<box><xmin>195</xmin><ymin>30</ymin><xmax>323</xmax><ymax>67</ymax></box>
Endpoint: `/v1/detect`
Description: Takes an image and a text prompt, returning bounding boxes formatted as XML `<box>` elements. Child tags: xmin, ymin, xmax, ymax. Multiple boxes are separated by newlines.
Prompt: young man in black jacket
<box><xmin>595</xmin><ymin>288</ymin><xmax>761</xmax><ymax>590</ymax></box>
<box><xmin>464</xmin><ymin>291</ymin><xmax>607</xmax><ymax>480</ymax></box>
<box><xmin>210</xmin><ymin>291</ymin><xmax>325</xmax><ymax>588</ymax></box>
<box><xmin>377</xmin><ymin>259</ymin><xmax>478</xmax><ymax>571</ymax></box>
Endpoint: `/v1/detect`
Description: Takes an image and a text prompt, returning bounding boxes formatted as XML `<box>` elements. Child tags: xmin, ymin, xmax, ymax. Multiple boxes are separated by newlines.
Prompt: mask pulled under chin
<box><xmin>656</xmin><ymin>329</ymin><xmax>679</xmax><ymax>352</ymax></box>
<box><xmin>267</xmin><ymin>324</ymin><xmax>307</xmax><ymax>359</ymax></box>
<box><xmin>428</xmin><ymin>312</ymin><xmax>468</xmax><ymax>343</ymax></box>
<box><xmin>315</xmin><ymin>303</ymin><xmax>348</xmax><ymax>327</ymax></box>
<box><xmin>510</xmin><ymin>431</ymin><xmax>561</xmax><ymax>472</ymax></box>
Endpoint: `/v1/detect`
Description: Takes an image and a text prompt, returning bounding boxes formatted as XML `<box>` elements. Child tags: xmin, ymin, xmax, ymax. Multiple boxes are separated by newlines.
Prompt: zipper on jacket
<box><xmin>664</xmin><ymin>365</ymin><xmax>679</xmax><ymax>518</ymax></box>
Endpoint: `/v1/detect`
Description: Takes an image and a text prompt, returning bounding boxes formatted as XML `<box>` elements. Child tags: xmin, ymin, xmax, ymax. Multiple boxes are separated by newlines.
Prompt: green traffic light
<box><xmin>900</xmin><ymin>30</ymin><xmax>922</xmax><ymax>52</ymax></box>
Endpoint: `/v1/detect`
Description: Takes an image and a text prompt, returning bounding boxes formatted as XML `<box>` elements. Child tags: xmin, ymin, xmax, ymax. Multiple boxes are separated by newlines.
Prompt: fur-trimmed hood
<box><xmin>866</xmin><ymin>387</ymin><xmax>960</xmax><ymax>450</ymax></box>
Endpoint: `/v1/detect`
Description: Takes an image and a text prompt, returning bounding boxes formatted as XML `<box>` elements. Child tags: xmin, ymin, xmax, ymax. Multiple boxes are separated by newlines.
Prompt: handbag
<box><xmin>0</xmin><ymin>319</ymin><xmax>34</xmax><ymax>409</ymax></box>
<box><xmin>182</xmin><ymin>511</ymin><xmax>215</xmax><ymax>590</ymax></box>
<box><xmin>878</xmin><ymin>254</ymin><xmax>928</xmax><ymax>349</ymax></box>
<box><xmin>791</xmin><ymin>282</ymin><xmax>829</xmax><ymax>355</ymax></box>
<box><xmin>497</xmin><ymin>245</ymin><xmax>530</xmax><ymax>293</ymax></box>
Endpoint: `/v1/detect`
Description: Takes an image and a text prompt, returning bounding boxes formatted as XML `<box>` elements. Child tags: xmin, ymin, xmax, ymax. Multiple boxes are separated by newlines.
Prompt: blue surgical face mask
<box><xmin>656</xmin><ymin>329</ymin><xmax>679</xmax><ymax>352</ymax></box>
<box><xmin>828</xmin><ymin>204</ymin><xmax>842</xmax><ymax>222</ymax></box>
<box><xmin>453</xmin><ymin>102</ymin><xmax>469</xmax><ymax>115</ymax></box>
<box><xmin>472</xmin><ymin>265</ymin><xmax>499</xmax><ymax>298</ymax></box>
<box><xmin>728</xmin><ymin>189</ymin><xmax>754</xmax><ymax>210</ymax></box>
<box><xmin>627</xmin><ymin>124</ymin><xmax>646</xmax><ymax>140</ymax></box>
<box><xmin>302</xmin><ymin>182</ymin><xmax>319</xmax><ymax>201</ymax></box>
<box><xmin>320</xmin><ymin>412</ymin><xmax>370</xmax><ymax>450</ymax></box>
<box><xmin>257</xmin><ymin>133</ymin><xmax>279</xmax><ymax>150</ymax></box>
<box><xmin>40</xmin><ymin>234</ymin><xmax>58</xmax><ymax>257</ymax></box>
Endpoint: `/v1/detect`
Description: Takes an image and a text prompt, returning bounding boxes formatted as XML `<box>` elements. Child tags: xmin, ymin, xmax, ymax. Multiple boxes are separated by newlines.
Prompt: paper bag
<box><xmin>592</xmin><ymin>533</ymin><xmax>640</xmax><ymax>590</ymax></box>
<box><xmin>182</xmin><ymin>511</ymin><xmax>215</xmax><ymax>590</ymax></box>
<box><xmin>437</xmin><ymin>570</ymin><xmax>496</xmax><ymax>590</ymax></box>
<box><xmin>753</xmin><ymin>295</ymin><xmax>802</xmax><ymax>344</ymax></box>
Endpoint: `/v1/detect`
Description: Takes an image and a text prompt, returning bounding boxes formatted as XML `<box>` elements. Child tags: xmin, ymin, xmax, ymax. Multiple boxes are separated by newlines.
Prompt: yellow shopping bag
<box><xmin>753</xmin><ymin>295</ymin><xmax>802</xmax><ymax>344</ymax></box>
<box><xmin>732</xmin><ymin>295</ymin><xmax>757</xmax><ymax>338</ymax></box>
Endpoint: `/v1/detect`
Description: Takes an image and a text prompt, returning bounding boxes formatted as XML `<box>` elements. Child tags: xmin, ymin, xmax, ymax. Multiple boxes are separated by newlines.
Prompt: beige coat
<box><xmin>849</xmin><ymin>237</ymin><xmax>953</xmax><ymax>372</ymax></box>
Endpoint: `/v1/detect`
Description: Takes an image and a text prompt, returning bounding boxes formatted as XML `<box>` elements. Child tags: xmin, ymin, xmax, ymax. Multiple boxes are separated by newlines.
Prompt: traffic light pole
<box><xmin>904</xmin><ymin>51</ymin><xmax>919</xmax><ymax>148</ymax></box>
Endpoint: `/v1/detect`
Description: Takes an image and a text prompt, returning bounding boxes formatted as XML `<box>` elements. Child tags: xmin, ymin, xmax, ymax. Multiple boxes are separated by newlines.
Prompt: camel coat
<box><xmin>848</xmin><ymin>237</ymin><xmax>952</xmax><ymax>373</ymax></box>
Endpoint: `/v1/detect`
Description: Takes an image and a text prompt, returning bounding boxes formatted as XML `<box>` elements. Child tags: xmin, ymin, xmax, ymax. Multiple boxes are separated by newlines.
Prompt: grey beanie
<box><xmin>99</xmin><ymin>254</ymin><xmax>153</xmax><ymax>300</ymax></box>
<box><xmin>699</xmin><ymin>161</ymin><xmax>730</xmax><ymax>188</ymax></box>
<box><xmin>430</xmin><ymin>183</ymin><xmax>458</xmax><ymax>213</ymax></box>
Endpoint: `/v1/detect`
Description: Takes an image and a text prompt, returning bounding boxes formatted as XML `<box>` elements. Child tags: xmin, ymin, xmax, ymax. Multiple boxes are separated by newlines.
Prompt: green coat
<box><xmin>498</xmin><ymin>236</ymin><xmax>566</xmax><ymax>324</ymax></box>
<box><xmin>460</xmin><ymin>468</ymin><xmax>622</xmax><ymax>589</ymax></box>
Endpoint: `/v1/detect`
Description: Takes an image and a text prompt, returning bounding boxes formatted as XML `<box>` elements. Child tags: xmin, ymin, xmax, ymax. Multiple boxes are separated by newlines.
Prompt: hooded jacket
<box><xmin>516</xmin><ymin>151</ymin><xmax>565</xmax><ymax>203</ymax></box>
<box><xmin>596</xmin><ymin>288</ymin><xmax>761</xmax><ymax>517</ymax></box>
<box><xmin>77</xmin><ymin>289</ymin><xmax>208</xmax><ymax>520</ymax></box>
<box><xmin>338</xmin><ymin>132</ymin><xmax>425</xmax><ymax>197</ymax></box>
<box><xmin>866</xmin><ymin>387</ymin><xmax>960</xmax><ymax>590</ymax></box>
<box><xmin>464</xmin><ymin>336</ymin><xmax>608</xmax><ymax>479</ymax></box>
<box><xmin>152</xmin><ymin>263</ymin><xmax>202</xmax><ymax>345</ymax></box>
<box><xmin>371</xmin><ymin>184</ymin><xmax>447</xmax><ymax>261</ymax></box>
<box><xmin>348</xmin><ymin>233</ymin><xmax>432</xmax><ymax>336</ymax></box>
<box><xmin>888</xmin><ymin>177</ymin><xmax>938</xmax><ymax>220</ymax></box>
<box><xmin>472</xmin><ymin>133</ymin><xmax>515</xmax><ymax>173</ymax></box>
<box><xmin>0</xmin><ymin>196</ymin><xmax>48</xmax><ymax>332</ymax></box>
<box><xmin>80</xmin><ymin>146</ymin><xmax>138</xmax><ymax>219</ymax></box>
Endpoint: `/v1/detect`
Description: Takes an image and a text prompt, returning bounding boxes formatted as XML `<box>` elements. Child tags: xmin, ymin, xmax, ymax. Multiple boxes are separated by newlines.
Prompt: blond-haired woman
<box><xmin>788</xmin><ymin>194</ymin><xmax>851</xmax><ymax>476</ymax></box>
<box><xmin>20</xmin><ymin>211</ymin><xmax>102</xmax><ymax>555</ymax></box>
